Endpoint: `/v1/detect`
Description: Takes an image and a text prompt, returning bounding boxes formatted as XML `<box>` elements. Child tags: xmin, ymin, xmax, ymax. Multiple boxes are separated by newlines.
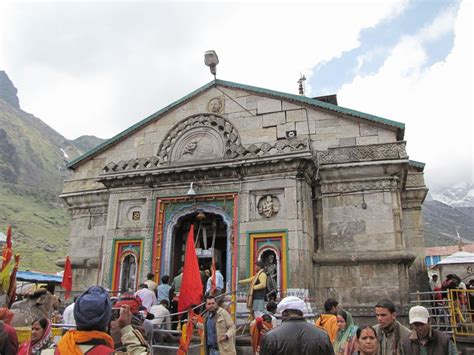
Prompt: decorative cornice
<box><xmin>60</xmin><ymin>190</ymin><xmax>110</xmax><ymax>214</ymax></box>
<box><xmin>401</xmin><ymin>188</ymin><xmax>429</xmax><ymax>209</ymax></box>
<box><xmin>317</xmin><ymin>141</ymin><xmax>407</xmax><ymax>165</ymax></box>
<box><xmin>320</xmin><ymin>178</ymin><xmax>399</xmax><ymax>194</ymax></box>
<box><xmin>405</xmin><ymin>172</ymin><xmax>426</xmax><ymax>188</ymax></box>
<box><xmin>313</xmin><ymin>250</ymin><xmax>416</xmax><ymax>266</ymax></box>
<box><xmin>99</xmin><ymin>158</ymin><xmax>315</xmax><ymax>189</ymax></box>
<box><xmin>103</xmin><ymin>138</ymin><xmax>310</xmax><ymax>174</ymax></box>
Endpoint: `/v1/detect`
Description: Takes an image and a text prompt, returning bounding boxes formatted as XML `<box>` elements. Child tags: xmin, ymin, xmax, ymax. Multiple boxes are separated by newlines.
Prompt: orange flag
<box><xmin>178</xmin><ymin>225</ymin><xmax>203</xmax><ymax>313</ymax></box>
<box><xmin>1</xmin><ymin>225</ymin><xmax>12</xmax><ymax>271</ymax></box>
<box><xmin>61</xmin><ymin>256</ymin><xmax>73</xmax><ymax>300</ymax></box>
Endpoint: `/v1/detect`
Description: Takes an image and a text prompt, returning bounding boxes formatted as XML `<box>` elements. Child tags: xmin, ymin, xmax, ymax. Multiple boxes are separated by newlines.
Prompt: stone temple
<box><xmin>60</xmin><ymin>79</ymin><xmax>428</xmax><ymax>307</ymax></box>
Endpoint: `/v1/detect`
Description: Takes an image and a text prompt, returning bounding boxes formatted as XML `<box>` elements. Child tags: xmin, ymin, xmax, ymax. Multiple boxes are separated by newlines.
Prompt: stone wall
<box><xmin>61</xmin><ymin>83</ymin><xmax>426</xmax><ymax>304</ymax></box>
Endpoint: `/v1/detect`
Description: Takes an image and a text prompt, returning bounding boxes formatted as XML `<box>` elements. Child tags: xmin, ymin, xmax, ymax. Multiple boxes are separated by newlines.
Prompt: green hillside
<box><xmin>0</xmin><ymin>183</ymin><xmax>69</xmax><ymax>271</ymax></box>
<box><xmin>0</xmin><ymin>71</ymin><xmax>105</xmax><ymax>272</ymax></box>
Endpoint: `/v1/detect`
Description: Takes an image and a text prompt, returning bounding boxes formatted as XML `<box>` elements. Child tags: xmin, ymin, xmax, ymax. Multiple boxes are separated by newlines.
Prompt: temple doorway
<box><xmin>259</xmin><ymin>248</ymin><xmax>280</xmax><ymax>300</ymax></box>
<box><xmin>170</xmin><ymin>211</ymin><xmax>228</xmax><ymax>291</ymax></box>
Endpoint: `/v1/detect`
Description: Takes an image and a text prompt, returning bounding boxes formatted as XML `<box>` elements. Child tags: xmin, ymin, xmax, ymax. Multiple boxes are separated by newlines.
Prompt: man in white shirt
<box><xmin>149</xmin><ymin>299</ymin><xmax>171</xmax><ymax>330</ymax></box>
<box><xmin>135</xmin><ymin>284</ymin><xmax>157</xmax><ymax>312</ymax></box>
<box><xmin>205</xmin><ymin>263</ymin><xmax>224</xmax><ymax>295</ymax></box>
<box><xmin>62</xmin><ymin>297</ymin><xmax>77</xmax><ymax>325</ymax></box>
<box><xmin>144</xmin><ymin>273</ymin><xmax>158</xmax><ymax>294</ymax></box>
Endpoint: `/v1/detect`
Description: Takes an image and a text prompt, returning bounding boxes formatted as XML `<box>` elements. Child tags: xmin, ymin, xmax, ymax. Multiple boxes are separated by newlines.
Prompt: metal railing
<box><xmin>411</xmin><ymin>289</ymin><xmax>474</xmax><ymax>339</ymax></box>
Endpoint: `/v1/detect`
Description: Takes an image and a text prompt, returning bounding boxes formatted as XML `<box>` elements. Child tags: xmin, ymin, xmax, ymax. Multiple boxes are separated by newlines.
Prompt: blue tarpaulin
<box><xmin>16</xmin><ymin>270</ymin><xmax>63</xmax><ymax>284</ymax></box>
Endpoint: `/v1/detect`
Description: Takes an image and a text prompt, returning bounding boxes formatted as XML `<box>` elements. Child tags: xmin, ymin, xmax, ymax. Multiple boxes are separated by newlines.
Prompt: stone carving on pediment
<box><xmin>171</xmin><ymin>128</ymin><xmax>224</xmax><ymax>163</ymax></box>
<box><xmin>157</xmin><ymin>114</ymin><xmax>241</xmax><ymax>164</ymax></box>
<box><xmin>257</xmin><ymin>195</ymin><xmax>280</xmax><ymax>218</ymax></box>
<box><xmin>321</xmin><ymin>178</ymin><xmax>399</xmax><ymax>194</ymax></box>
<box><xmin>208</xmin><ymin>97</ymin><xmax>224</xmax><ymax>114</ymax></box>
<box><xmin>317</xmin><ymin>142</ymin><xmax>407</xmax><ymax>165</ymax></box>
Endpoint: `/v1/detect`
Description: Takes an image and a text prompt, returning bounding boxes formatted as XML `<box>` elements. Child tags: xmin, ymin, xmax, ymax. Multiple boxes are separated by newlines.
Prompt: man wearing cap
<box><xmin>402</xmin><ymin>305</ymin><xmax>458</xmax><ymax>355</ymax></box>
<box><xmin>373</xmin><ymin>299</ymin><xmax>410</xmax><ymax>355</ymax></box>
<box><xmin>239</xmin><ymin>260</ymin><xmax>267</xmax><ymax>319</ymax></box>
<box><xmin>259</xmin><ymin>296</ymin><xmax>334</xmax><ymax>355</ymax></box>
<box><xmin>55</xmin><ymin>286</ymin><xmax>149</xmax><ymax>354</ymax></box>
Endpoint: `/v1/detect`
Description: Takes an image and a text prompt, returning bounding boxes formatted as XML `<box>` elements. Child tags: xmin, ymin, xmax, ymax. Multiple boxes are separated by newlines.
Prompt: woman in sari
<box><xmin>18</xmin><ymin>318</ymin><xmax>53</xmax><ymax>355</ymax></box>
<box><xmin>333</xmin><ymin>310</ymin><xmax>358</xmax><ymax>355</ymax></box>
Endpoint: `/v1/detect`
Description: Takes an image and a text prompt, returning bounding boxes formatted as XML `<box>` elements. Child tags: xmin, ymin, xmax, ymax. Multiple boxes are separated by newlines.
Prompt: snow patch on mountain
<box><xmin>431</xmin><ymin>183</ymin><xmax>474</xmax><ymax>207</ymax></box>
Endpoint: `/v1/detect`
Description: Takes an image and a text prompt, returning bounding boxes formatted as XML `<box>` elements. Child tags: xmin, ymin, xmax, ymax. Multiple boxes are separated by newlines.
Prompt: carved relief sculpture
<box><xmin>258</xmin><ymin>195</ymin><xmax>280</xmax><ymax>218</ymax></box>
<box><xmin>208</xmin><ymin>97</ymin><xmax>223</xmax><ymax>113</ymax></box>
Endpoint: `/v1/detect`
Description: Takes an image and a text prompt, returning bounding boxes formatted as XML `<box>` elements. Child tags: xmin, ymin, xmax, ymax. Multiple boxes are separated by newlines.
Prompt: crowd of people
<box><xmin>254</xmin><ymin>297</ymin><xmax>458</xmax><ymax>355</ymax></box>
<box><xmin>0</xmin><ymin>264</ymin><xmax>464</xmax><ymax>354</ymax></box>
<box><xmin>0</xmin><ymin>286</ymin><xmax>150</xmax><ymax>354</ymax></box>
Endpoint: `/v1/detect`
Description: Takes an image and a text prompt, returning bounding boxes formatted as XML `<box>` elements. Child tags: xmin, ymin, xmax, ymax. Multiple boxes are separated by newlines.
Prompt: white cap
<box><xmin>409</xmin><ymin>306</ymin><xmax>430</xmax><ymax>324</ymax></box>
<box><xmin>277</xmin><ymin>296</ymin><xmax>306</xmax><ymax>314</ymax></box>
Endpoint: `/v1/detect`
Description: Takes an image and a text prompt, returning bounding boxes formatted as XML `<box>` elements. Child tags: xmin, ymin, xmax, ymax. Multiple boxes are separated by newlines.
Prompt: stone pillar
<box><xmin>313</xmin><ymin>142</ymin><xmax>415</xmax><ymax>307</ymax></box>
<box><xmin>59</xmin><ymin>189</ymin><xmax>109</xmax><ymax>290</ymax></box>
<box><xmin>401</xmin><ymin>169</ymin><xmax>429</xmax><ymax>293</ymax></box>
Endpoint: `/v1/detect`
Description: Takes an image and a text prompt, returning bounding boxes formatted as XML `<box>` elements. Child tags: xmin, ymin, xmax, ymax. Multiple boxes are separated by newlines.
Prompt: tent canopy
<box><xmin>16</xmin><ymin>270</ymin><xmax>63</xmax><ymax>284</ymax></box>
<box><xmin>434</xmin><ymin>252</ymin><xmax>474</xmax><ymax>267</ymax></box>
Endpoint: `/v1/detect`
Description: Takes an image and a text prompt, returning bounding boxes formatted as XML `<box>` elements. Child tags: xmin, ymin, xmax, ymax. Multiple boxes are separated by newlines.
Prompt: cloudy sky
<box><xmin>0</xmin><ymin>0</ymin><xmax>472</xmax><ymax>189</ymax></box>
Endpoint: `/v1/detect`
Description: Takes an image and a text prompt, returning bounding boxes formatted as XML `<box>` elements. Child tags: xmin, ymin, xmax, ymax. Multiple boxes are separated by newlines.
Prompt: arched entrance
<box><xmin>259</xmin><ymin>248</ymin><xmax>280</xmax><ymax>300</ymax></box>
<box><xmin>170</xmin><ymin>211</ymin><xmax>228</xmax><ymax>288</ymax></box>
<box><xmin>118</xmin><ymin>253</ymin><xmax>138</xmax><ymax>292</ymax></box>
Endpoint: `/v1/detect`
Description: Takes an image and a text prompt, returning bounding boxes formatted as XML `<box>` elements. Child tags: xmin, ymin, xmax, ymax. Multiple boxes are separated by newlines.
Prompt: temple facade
<box><xmin>60</xmin><ymin>79</ymin><xmax>428</xmax><ymax>306</ymax></box>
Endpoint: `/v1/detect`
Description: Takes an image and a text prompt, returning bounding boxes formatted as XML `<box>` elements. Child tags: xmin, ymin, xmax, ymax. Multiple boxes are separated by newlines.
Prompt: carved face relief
<box><xmin>208</xmin><ymin>97</ymin><xmax>223</xmax><ymax>113</ymax></box>
<box><xmin>257</xmin><ymin>195</ymin><xmax>280</xmax><ymax>218</ymax></box>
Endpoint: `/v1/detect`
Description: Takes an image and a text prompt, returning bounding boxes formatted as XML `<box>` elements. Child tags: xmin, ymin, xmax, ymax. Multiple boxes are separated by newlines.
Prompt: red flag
<box><xmin>210</xmin><ymin>257</ymin><xmax>216</xmax><ymax>296</ymax></box>
<box><xmin>1</xmin><ymin>225</ymin><xmax>12</xmax><ymax>271</ymax></box>
<box><xmin>61</xmin><ymin>256</ymin><xmax>73</xmax><ymax>300</ymax></box>
<box><xmin>178</xmin><ymin>225</ymin><xmax>203</xmax><ymax>313</ymax></box>
<box><xmin>177</xmin><ymin>309</ymin><xmax>202</xmax><ymax>355</ymax></box>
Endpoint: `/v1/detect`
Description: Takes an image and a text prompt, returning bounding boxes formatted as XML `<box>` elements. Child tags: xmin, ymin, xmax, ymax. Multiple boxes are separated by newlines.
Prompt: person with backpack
<box><xmin>239</xmin><ymin>261</ymin><xmax>267</xmax><ymax>319</ymax></box>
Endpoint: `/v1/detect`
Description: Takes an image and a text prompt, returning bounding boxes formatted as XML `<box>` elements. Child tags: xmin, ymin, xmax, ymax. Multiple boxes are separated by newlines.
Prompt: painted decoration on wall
<box><xmin>111</xmin><ymin>239</ymin><xmax>143</xmax><ymax>292</ymax></box>
<box><xmin>248</xmin><ymin>231</ymin><xmax>288</xmax><ymax>297</ymax></box>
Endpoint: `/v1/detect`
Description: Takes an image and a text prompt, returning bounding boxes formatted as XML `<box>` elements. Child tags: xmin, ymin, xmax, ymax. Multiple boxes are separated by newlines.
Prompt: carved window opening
<box><xmin>118</xmin><ymin>252</ymin><xmax>138</xmax><ymax>292</ymax></box>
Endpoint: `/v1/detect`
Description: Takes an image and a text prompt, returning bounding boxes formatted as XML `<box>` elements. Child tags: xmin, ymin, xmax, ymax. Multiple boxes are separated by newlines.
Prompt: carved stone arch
<box><xmin>156</xmin><ymin>114</ymin><xmax>242</xmax><ymax>164</ymax></box>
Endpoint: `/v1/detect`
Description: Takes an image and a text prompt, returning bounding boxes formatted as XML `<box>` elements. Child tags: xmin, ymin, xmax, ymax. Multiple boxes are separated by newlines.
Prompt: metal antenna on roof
<box><xmin>297</xmin><ymin>73</ymin><xmax>306</xmax><ymax>96</ymax></box>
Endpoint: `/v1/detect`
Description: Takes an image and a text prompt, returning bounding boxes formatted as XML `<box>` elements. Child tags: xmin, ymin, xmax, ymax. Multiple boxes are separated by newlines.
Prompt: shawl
<box><xmin>250</xmin><ymin>317</ymin><xmax>273</xmax><ymax>354</ymax></box>
<box><xmin>56</xmin><ymin>329</ymin><xmax>114</xmax><ymax>355</ymax></box>
<box><xmin>333</xmin><ymin>311</ymin><xmax>358</xmax><ymax>355</ymax></box>
<box><xmin>246</xmin><ymin>270</ymin><xmax>264</xmax><ymax>309</ymax></box>
<box><xmin>18</xmin><ymin>319</ymin><xmax>52</xmax><ymax>355</ymax></box>
<box><xmin>376</xmin><ymin>321</ymin><xmax>403</xmax><ymax>355</ymax></box>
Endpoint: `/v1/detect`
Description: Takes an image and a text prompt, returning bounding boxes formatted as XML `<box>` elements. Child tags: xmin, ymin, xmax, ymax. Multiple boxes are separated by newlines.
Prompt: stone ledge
<box><xmin>56</xmin><ymin>257</ymin><xmax>99</xmax><ymax>269</ymax></box>
<box><xmin>313</xmin><ymin>250</ymin><xmax>416</xmax><ymax>266</ymax></box>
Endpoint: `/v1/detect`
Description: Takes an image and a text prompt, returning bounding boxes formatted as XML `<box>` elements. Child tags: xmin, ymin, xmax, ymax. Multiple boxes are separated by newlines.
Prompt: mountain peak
<box><xmin>0</xmin><ymin>71</ymin><xmax>20</xmax><ymax>110</ymax></box>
